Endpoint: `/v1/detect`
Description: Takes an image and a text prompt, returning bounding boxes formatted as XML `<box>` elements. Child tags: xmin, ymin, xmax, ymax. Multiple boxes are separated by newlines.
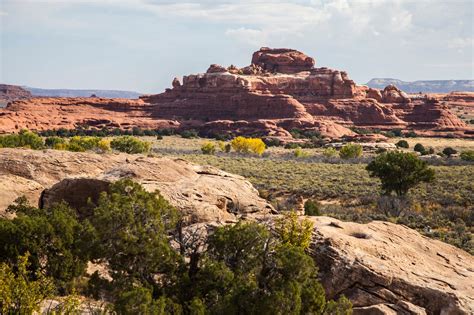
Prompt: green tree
<box><xmin>442</xmin><ymin>147</ymin><xmax>457</xmax><ymax>157</ymax></box>
<box><xmin>0</xmin><ymin>198</ymin><xmax>93</xmax><ymax>293</ymax></box>
<box><xmin>366</xmin><ymin>151</ymin><xmax>435</xmax><ymax>196</ymax></box>
<box><xmin>339</xmin><ymin>144</ymin><xmax>362</xmax><ymax>159</ymax></box>
<box><xmin>89</xmin><ymin>179</ymin><xmax>180</xmax><ymax>292</ymax></box>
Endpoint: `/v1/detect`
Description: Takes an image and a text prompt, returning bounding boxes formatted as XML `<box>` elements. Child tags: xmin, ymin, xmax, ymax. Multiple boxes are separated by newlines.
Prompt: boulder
<box><xmin>0</xmin><ymin>149</ymin><xmax>274</xmax><ymax>224</ymax></box>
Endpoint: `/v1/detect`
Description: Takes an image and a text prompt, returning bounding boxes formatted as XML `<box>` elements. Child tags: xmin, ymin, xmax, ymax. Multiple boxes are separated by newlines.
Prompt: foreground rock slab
<box><xmin>0</xmin><ymin>148</ymin><xmax>273</xmax><ymax>223</ymax></box>
<box><xmin>305</xmin><ymin>216</ymin><xmax>474</xmax><ymax>315</ymax></box>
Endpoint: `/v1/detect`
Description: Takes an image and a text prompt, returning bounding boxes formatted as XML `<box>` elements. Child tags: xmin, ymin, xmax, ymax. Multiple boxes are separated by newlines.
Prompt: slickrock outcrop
<box><xmin>304</xmin><ymin>216</ymin><xmax>474</xmax><ymax>314</ymax></box>
<box><xmin>1</xmin><ymin>48</ymin><xmax>471</xmax><ymax>138</ymax></box>
<box><xmin>0</xmin><ymin>97</ymin><xmax>177</xmax><ymax>133</ymax></box>
<box><xmin>0</xmin><ymin>149</ymin><xmax>273</xmax><ymax>223</ymax></box>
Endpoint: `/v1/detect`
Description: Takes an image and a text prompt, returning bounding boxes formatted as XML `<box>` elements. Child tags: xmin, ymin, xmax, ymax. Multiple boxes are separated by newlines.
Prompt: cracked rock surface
<box><xmin>0</xmin><ymin>148</ymin><xmax>273</xmax><ymax>223</ymax></box>
<box><xmin>306</xmin><ymin>216</ymin><xmax>474</xmax><ymax>314</ymax></box>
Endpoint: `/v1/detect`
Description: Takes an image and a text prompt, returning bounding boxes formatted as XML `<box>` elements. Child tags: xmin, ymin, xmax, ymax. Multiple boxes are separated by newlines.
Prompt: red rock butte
<box><xmin>1</xmin><ymin>48</ymin><xmax>472</xmax><ymax>139</ymax></box>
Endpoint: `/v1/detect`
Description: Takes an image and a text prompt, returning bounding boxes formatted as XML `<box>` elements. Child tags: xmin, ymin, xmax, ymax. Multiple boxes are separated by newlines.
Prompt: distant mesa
<box><xmin>367</xmin><ymin>78</ymin><xmax>474</xmax><ymax>93</ymax></box>
<box><xmin>24</xmin><ymin>87</ymin><xmax>142</xmax><ymax>99</ymax></box>
<box><xmin>1</xmin><ymin>47</ymin><xmax>473</xmax><ymax>139</ymax></box>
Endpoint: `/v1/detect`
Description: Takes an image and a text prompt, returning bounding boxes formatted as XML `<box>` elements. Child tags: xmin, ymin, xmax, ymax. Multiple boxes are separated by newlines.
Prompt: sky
<box><xmin>0</xmin><ymin>0</ymin><xmax>473</xmax><ymax>93</ymax></box>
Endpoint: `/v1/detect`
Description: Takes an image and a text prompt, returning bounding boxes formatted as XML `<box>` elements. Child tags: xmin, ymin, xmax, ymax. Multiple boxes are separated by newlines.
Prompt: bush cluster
<box><xmin>0</xmin><ymin>130</ymin><xmax>44</xmax><ymax>149</ymax></box>
<box><xmin>201</xmin><ymin>142</ymin><xmax>216</xmax><ymax>155</ymax></box>
<box><xmin>339</xmin><ymin>143</ymin><xmax>362</xmax><ymax>159</ymax></box>
<box><xmin>231</xmin><ymin>136</ymin><xmax>266</xmax><ymax>156</ymax></box>
<box><xmin>0</xmin><ymin>181</ymin><xmax>352</xmax><ymax>314</ymax></box>
<box><xmin>110</xmin><ymin>136</ymin><xmax>150</xmax><ymax>154</ymax></box>
<box><xmin>460</xmin><ymin>150</ymin><xmax>474</xmax><ymax>161</ymax></box>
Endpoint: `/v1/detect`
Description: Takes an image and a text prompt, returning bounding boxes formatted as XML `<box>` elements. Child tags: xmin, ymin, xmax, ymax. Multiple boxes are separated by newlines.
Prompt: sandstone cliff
<box><xmin>0</xmin><ymin>48</ymin><xmax>471</xmax><ymax>138</ymax></box>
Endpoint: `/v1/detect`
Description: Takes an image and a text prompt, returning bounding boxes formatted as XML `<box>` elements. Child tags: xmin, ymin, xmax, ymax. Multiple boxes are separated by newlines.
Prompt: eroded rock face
<box><xmin>0</xmin><ymin>149</ymin><xmax>273</xmax><ymax>224</ymax></box>
<box><xmin>0</xmin><ymin>48</ymin><xmax>471</xmax><ymax>138</ymax></box>
<box><xmin>382</xmin><ymin>84</ymin><xmax>411</xmax><ymax>103</ymax></box>
<box><xmin>251</xmin><ymin>47</ymin><xmax>316</xmax><ymax>74</ymax></box>
<box><xmin>304</xmin><ymin>216</ymin><xmax>474</xmax><ymax>315</ymax></box>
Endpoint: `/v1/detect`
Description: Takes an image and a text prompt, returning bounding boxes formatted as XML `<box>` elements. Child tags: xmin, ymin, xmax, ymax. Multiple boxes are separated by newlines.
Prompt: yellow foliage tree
<box><xmin>230</xmin><ymin>136</ymin><xmax>266</xmax><ymax>156</ymax></box>
<box><xmin>275</xmin><ymin>211</ymin><xmax>314</xmax><ymax>250</ymax></box>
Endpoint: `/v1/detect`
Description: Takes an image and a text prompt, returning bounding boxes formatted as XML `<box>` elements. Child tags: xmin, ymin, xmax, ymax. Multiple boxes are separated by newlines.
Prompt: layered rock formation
<box><xmin>0</xmin><ymin>48</ymin><xmax>471</xmax><ymax>138</ymax></box>
<box><xmin>1</xmin><ymin>148</ymin><xmax>472</xmax><ymax>314</ymax></box>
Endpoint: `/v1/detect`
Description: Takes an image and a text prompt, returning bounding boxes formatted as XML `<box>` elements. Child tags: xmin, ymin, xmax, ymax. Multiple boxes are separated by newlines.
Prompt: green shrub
<box><xmin>45</xmin><ymin>136</ymin><xmax>66</xmax><ymax>148</ymax></box>
<box><xmin>180</xmin><ymin>129</ymin><xmax>199</xmax><ymax>139</ymax></box>
<box><xmin>264</xmin><ymin>137</ymin><xmax>281</xmax><ymax>147</ymax></box>
<box><xmin>404</xmin><ymin>131</ymin><xmax>418</xmax><ymax>138</ymax></box>
<box><xmin>322</xmin><ymin>147</ymin><xmax>338</xmax><ymax>158</ymax></box>
<box><xmin>395</xmin><ymin>140</ymin><xmax>409</xmax><ymax>148</ymax></box>
<box><xmin>339</xmin><ymin>143</ymin><xmax>363</xmax><ymax>159</ymax></box>
<box><xmin>66</xmin><ymin>136</ymin><xmax>99</xmax><ymax>152</ymax></box>
<box><xmin>304</xmin><ymin>199</ymin><xmax>321</xmax><ymax>216</ymax></box>
<box><xmin>0</xmin><ymin>130</ymin><xmax>44</xmax><ymax>149</ymax></box>
<box><xmin>201</xmin><ymin>142</ymin><xmax>216</xmax><ymax>155</ymax></box>
<box><xmin>390</xmin><ymin>128</ymin><xmax>403</xmax><ymax>137</ymax></box>
<box><xmin>294</xmin><ymin>147</ymin><xmax>309</xmax><ymax>158</ymax></box>
<box><xmin>413</xmin><ymin>143</ymin><xmax>426</xmax><ymax>154</ymax></box>
<box><xmin>110</xmin><ymin>136</ymin><xmax>150</xmax><ymax>154</ymax></box>
<box><xmin>460</xmin><ymin>150</ymin><xmax>474</xmax><ymax>161</ymax></box>
<box><xmin>442</xmin><ymin>147</ymin><xmax>457</xmax><ymax>157</ymax></box>
<box><xmin>284</xmin><ymin>142</ymin><xmax>300</xmax><ymax>149</ymax></box>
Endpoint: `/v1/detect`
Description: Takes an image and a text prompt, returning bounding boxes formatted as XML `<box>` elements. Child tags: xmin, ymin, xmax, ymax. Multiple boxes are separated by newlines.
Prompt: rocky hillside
<box><xmin>0</xmin><ymin>148</ymin><xmax>472</xmax><ymax>314</ymax></box>
<box><xmin>0</xmin><ymin>84</ymin><xmax>32</xmax><ymax>107</ymax></box>
<box><xmin>367</xmin><ymin>78</ymin><xmax>474</xmax><ymax>93</ymax></box>
<box><xmin>0</xmin><ymin>48</ymin><xmax>472</xmax><ymax>138</ymax></box>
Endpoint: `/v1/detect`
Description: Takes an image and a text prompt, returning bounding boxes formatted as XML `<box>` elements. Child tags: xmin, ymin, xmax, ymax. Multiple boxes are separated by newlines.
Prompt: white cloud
<box><xmin>225</xmin><ymin>28</ymin><xmax>266</xmax><ymax>46</ymax></box>
<box><xmin>448</xmin><ymin>37</ymin><xmax>473</xmax><ymax>50</ymax></box>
